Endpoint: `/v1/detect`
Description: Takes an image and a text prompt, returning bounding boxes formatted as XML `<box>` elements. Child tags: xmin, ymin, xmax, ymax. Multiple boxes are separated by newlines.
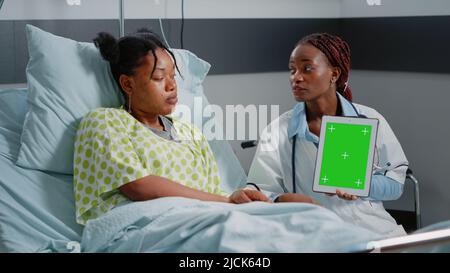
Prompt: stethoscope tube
<box><xmin>292</xmin><ymin>136</ymin><xmax>297</xmax><ymax>193</ymax></box>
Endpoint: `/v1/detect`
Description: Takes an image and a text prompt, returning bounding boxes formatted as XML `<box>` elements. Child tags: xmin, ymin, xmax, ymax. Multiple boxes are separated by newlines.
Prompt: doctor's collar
<box><xmin>287</xmin><ymin>92</ymin><xmax>359</xmax><ymax>140</ymax></box>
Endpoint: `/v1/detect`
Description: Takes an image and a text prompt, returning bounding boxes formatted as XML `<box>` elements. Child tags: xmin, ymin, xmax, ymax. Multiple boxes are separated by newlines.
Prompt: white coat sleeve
<box><xmin>374</xmin><ymin>112</ymin><xmax>409</xmax><ymax>185</ymax></box>
<box><xmin>247</xmin><ymin>123</ymin><xmax>287</xmax><ymax>197</ymax></box>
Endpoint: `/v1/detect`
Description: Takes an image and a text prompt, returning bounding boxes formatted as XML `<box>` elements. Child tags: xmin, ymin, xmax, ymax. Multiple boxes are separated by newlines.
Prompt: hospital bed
<box><xmin>1</xmin><ymin>25</ymin><xmax>450</xmax><ymax>253</ymax></box>
<box><xmin>0</xmin><ymin>87</ymin><xmax>380</xmax><ymax>253</ymax></box>
<box><xmin>365</xmin><ymin>226</ymin><xmax>450</xmax><ymax>253</ymax></box>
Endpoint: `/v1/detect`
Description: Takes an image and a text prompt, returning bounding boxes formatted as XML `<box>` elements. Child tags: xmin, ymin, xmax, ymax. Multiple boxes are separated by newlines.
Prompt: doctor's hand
<box><xmin>228</xmin><ymin>189</ymin><xmax>270</xmax><ymax>204</ymax></box>
<box><xmin>326</xmin><ymin>190</ymin><xmax>358</xmax><ymax>201</ymax></box>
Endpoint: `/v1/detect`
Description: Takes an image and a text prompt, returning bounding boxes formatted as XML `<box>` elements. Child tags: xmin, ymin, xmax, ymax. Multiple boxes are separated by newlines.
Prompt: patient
<box><xmin>72</xmin><ymin>29</ymin><xmax>268</xmax><ymax>225</ymax></box>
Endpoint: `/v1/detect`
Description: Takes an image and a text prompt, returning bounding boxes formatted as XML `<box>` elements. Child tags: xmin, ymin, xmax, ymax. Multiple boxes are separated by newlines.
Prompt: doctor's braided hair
<box><xmin>297</xmin><ymin>33</ymin><xmax>353</xmax><ymax>102</ymax></box>
<box><xmin>93</xmin><ymin>28</ymin><xmax>180</xmax><ymax>98</ymax></box>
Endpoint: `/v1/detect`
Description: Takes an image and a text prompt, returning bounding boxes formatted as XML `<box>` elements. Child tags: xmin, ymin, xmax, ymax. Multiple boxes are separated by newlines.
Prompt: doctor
<box><xmin>247</xmin><ymin>33</ymin><xmax>409</xmax><ymax>237</ymax></box>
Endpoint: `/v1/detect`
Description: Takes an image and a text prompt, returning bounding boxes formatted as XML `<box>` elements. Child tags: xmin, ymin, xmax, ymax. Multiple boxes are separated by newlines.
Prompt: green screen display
<box><xmin>319</xmin><ymin>122</ymin><xmax>372</xmax><ymax>189</ymax></box>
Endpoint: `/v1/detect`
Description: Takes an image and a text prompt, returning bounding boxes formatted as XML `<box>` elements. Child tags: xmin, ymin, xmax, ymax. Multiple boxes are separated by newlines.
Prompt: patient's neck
<box><xmin>131</xmin><ymin>109</ymin><xmax>164</xmax><ymax>131</ymax></box>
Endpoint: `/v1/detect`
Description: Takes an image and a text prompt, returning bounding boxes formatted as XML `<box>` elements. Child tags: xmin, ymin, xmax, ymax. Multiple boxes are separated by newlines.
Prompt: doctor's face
<box><xmin>289</xmin><ymin>43</ymin><xmax>336</xmax><ymax>102</ymax></box>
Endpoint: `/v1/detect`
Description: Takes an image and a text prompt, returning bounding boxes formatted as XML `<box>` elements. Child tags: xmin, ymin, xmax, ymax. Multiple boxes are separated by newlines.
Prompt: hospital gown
<box><xmin>73</xmin><ymin>108</ymin><xmax>227</xmax><ymax>225</ymax></box>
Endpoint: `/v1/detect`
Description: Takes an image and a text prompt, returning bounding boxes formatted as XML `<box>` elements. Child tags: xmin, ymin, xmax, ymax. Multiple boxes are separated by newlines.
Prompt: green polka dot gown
<box><xmin>73</xmin><ymin>108</ymin><xmax>227</xmax><ymax>225</ymax></box>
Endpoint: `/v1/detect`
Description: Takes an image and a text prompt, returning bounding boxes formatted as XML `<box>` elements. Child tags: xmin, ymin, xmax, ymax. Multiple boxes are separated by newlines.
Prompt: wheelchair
<box><xmin>240</xmin><ymin>140</ymin><xmax>421</xmax><ymax>233</ymax></box>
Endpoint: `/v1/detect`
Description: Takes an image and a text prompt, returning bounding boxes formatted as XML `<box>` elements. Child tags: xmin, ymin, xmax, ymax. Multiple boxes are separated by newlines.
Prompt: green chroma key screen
<box><xmin>319</xmin><ymin>122</ymin><xmax>372</xmax><ymax>189</ymax></box>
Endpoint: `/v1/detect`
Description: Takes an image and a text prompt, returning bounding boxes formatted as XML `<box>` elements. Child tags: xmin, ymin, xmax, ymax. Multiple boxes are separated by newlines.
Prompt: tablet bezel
<box><xmin>312</xmin><ymin>115</ymin><xmax>379</xmax><ymax>197</ymax></box>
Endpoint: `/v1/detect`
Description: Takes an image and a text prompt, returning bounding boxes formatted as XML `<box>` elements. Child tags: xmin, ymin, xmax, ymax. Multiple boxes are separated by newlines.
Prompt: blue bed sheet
<box><xmin>0</xmin><ymin>88</ymin><xmax>82</xmax><ymax>252</ymax></box>
<box><xmin>78</xmin><ymin>197</ymin><xmax>383</xmax><ymax>253</ymax></box>
<box><xmin>0</xmin><ymin>154</ymin><xmax>83</xmax><ymax>252</ymax></box>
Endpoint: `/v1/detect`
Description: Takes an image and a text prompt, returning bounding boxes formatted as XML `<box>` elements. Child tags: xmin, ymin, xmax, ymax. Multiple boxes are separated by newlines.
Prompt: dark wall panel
<box><xmin>0</xmin><ymin>21</ymin><xmax>15</xmax><ymax>83</ymax></box>
<box><xmin>2</xmin><ymin>16</ymin><xmax>450</xmax><ymax>84</ymax></box>
<box><xmin>126</xmin><ymin>19</ymin><xmax>340</xmax><ymax>75</ymax></box>
<box><xmin>340</xmin><ymin>16</ymin><xmax>450</xmax><ymax>73</ymax></box>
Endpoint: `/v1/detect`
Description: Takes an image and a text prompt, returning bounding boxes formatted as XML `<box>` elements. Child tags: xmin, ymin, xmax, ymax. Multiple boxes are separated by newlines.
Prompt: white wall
<box><xmin>0</xmin><ymin>0</ymin><xmax>341</xmax><ymax>20</ymax></box>
<box><xmin>128</xmin><ymin>0</ymin><xmax>341</xmax><ymax>19</ymax></box>
<box><xmin>339</xmin><ymin>0</ymin><xmax>450</xmax><ymax>227</ymax></box>
<box><xmin>203</xmin><ymin>72</ymin><xmax>295</xmax><ymax>172</ymax></box>
<box><xmin>340</xmin><ymin>0</ymin><xmax>450</xmax><ymax>17</ymax></box>
<box><xmin>349</xmin><ymin>70</ymin><xmax>450</xmax><ymax>226</ymax></box>
<box><xmin>0</xmin><ymin>0</ymin><xmax>119</xmax><ymax>20</ymax></box>
<box><xmin>9</xmin><ymin>0</ymin><xmax>450</xmax><ymax>20</ymax></box>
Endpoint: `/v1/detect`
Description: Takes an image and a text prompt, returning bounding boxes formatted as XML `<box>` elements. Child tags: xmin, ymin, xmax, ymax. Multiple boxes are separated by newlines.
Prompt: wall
<box><xmin>341</xmin><ymin>0</ymin><xmax>450</xmax><ymax>17</ymax></box>
<box><xmin>0</xmin><ymin>0</ymin><xmax>341</xmax><ymax>20</ymax></box>
<box><xmin>349</xmin><ymin>70</ymin><xmax>450</xmax><ymax>226</ymax></box>
<box><xmin>340</xmin><ymin>0</ymin><xmax>450</xmax><ymax>226</ymax></box>
<box><xmin>203</xmin><ymin>72</ymin><xmax>295</xmax><ymax>173</ymax></box>
<box><xmin>0</xmin><ymin>0</ymin><xmax>341</xmax><ymax>84</ymax></box>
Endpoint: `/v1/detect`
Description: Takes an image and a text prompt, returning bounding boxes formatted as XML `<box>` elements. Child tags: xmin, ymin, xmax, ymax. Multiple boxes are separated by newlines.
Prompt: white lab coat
<box><xmin>248</xmin><ymin>98</ymin><xmax>408</xmax><ymax>237</ymax></box>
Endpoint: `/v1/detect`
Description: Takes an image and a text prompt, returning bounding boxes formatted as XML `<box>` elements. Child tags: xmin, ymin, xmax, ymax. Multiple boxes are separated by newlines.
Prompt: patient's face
<box><xmin>130</xmin><ymin>48</ymin><xmax>178</xmax><ymax>116</ymax></box>
<box><xmin>289</xmin><ymin>43</ymin><xmax>336</xmax><ymax>102</ymax></box>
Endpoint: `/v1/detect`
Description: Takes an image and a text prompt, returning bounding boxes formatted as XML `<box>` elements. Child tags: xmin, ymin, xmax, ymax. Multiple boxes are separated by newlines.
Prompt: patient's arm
<box><xmin>120</xmin><ymin>175</ymin><xmax>269</xmax><ymax>204</ymax></box>
<box><xmin>120</xmin><ymin>175</ymin><xmax>229</xmax><ymax>202</ymax></box>
<box><xmin>275</xmin><ymin>193</ymin><xmax>320</xmax><ymax>205</ymax></box>
<box><xmin>228</xmin><ymin>188</ymin><xmax>270</xmax><ymax>203</ymax></box>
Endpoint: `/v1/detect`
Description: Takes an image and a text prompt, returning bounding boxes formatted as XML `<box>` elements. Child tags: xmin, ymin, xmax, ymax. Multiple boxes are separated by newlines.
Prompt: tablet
<box><xmin>312</xmin><ymin>115</ymin><xmax>379</xmax><ymax>197</ymax></box>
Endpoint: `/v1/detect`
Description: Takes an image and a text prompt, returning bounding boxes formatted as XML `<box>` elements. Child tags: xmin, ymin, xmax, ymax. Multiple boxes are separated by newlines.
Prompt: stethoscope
<box><xmin>290</xmin><ymin>102</ymin><xmax>408</xmax><ymax>194</ymax></box>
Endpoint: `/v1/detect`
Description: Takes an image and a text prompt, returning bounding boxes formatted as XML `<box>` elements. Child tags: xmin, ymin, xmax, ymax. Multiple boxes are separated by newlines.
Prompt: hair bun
<box><xmin>93</xmin><ymin>32</ymin><xmax>120</xmax><ymax>64</ymax></box>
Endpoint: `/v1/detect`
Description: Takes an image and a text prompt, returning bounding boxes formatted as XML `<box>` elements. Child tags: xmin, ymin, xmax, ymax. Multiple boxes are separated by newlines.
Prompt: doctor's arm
<box><xmin>246</xmin><ymin>132</ymin><xmax>318</xmax><ymax>204</ymax></box>
<box><xmin>246</xmin><ymin>128</ymin><xmax>287</xmax><ymax>201</ymax></box>
<box><xmin>367</xmin><ymin>112</ymin><xmax>409</xmax><ymax>201</ymax></box>
<box><xmin>330</xmin><ymin>174</ymin><xmax>404</xmax><ymax>201</ymax></box>
<box><xmin>332</xmin><ymin>111</ymin><xmax>409</xmax><ymax>201</ymax></box>
<box><xmin>366</xmin><ymin>174</ymin><xmax>404</xmax><ymax>201</ymax></box>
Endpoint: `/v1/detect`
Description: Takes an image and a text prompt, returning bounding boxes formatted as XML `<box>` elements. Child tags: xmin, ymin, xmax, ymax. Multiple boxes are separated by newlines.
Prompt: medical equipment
<box><xmin>364</xmin><ymin>225</ymin><xmax>450</xmax><ymax>252</ymax></box>
<box><xmin>181</xmin><ymin>0</ymin><xmax>185</xmax><ymax>49</ymax></box>
<box><xmin>119</xmin><ymin>0</ymin><xmax>124</xmax><ymax>37</ymax></box>
<box><xmin>117</xmin><ymin>0</ymin><xmax>171</xmax><ymax>50</ymax></box>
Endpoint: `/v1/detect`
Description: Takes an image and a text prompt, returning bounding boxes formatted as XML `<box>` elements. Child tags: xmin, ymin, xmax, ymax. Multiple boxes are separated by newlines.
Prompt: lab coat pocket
<box><xmin>363</xmin><ymin>200</ymin><xmax>388</xmax><ymax>218</ymax></box>
<box><xmin>359</xmin><ymin>200</ymin><xmax>377</xmax><ymax>215</ymax></box>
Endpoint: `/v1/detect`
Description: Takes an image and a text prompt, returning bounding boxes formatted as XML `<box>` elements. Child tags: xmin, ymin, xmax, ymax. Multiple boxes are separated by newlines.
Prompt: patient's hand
<box><xmin>276</xmin><ymin>193</ymin><xmax>320</xmax><ymax>205</ymax></box>
<box><xmin>228</xmin><ymin>189</ymin><xmax>270</xmax><ymax>204</ymax></box>
<box><xmin>325</xmin><ymin>189</ymin><xmax>358</xmax><ymax>201</ymax></box>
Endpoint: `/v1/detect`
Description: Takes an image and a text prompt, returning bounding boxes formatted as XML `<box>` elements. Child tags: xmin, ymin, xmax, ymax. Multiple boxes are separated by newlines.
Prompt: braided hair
<box><xmin>297</xmin><ymin>33</ymin><xmax>352</xmax><ymax>101</ymax></box>
<box><xmin>93</xmin><ymin>28</ymin><xmax>180</xmax><ymax>99</ymax></box>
